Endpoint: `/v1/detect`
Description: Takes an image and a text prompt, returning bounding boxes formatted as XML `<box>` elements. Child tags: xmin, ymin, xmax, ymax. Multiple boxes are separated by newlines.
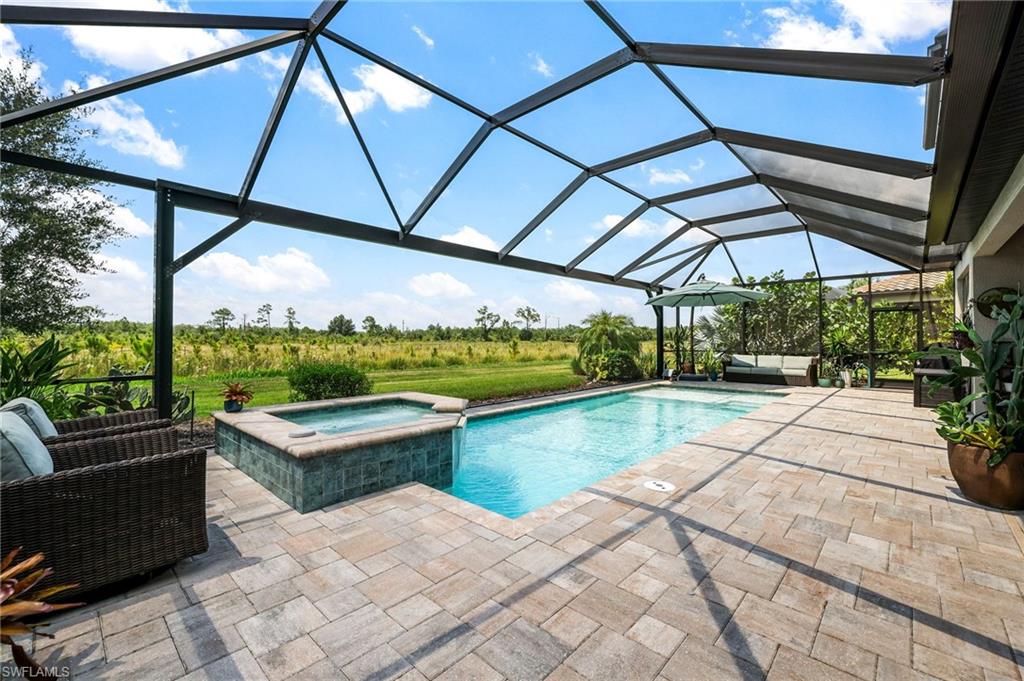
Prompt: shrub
<box><xmin>288</xmin><ymin>362</ymin><xmax>372</xmax><ymax>401</ymax></box>
<box><xmin>595</xmin><ymin>349</ymin><xmax>642</xmax><ymax>381</ymax></box>
<box><xmin>570</xmin><ymin>355</ymin><xmax>586</xmax><ymax>376</ymax></box>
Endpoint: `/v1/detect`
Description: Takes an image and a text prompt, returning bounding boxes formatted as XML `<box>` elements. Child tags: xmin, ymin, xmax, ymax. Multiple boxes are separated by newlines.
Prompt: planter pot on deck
<box><xmin>947</xmin><ymin>443</ymin><xmax>1024</xmax><ymax>510</ymax></box>
<box><xmin>833</xmin><ymin>378</ymin><xmax>846</xmax><ymax>389</ymax></box>
<box><xmin>817</xmin><ymin>378</ymin><xmax>833</xmax><ymax>388</ymax></box>
<box><xmin>224</xmin><ymin>399</ymin><xmax>243</xmax><ymax>413</ymax></box>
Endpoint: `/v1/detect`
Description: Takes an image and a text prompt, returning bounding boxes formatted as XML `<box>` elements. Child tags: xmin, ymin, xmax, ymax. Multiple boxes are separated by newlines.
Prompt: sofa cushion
<box><xmin>726</xmin><ymin>366</ymin><xmax>754</xmax><ymax>374</ymax></box>
<box><xmin>782</xmin><ymin>356</ymin><xmax>814</xmax><ymax>371</ymax></box>
<box><xmin>750</xmin><ymin>367</ymin><xmax>783</xmax><ymax>375</ymax></box>
<box><xmin>758</xmin><ymin>355</ymin><xmax>784</xmax><ymax>369</ymax></box>
<box><xmin>0</xmin><ymin>397</ymin><xmax>58</xmax><ymax>438</ymax></box>
<box><xmin>1</xmin><ymin>412</ymin><xmax>54</xmax><ymax>480</ymax></box>
<box><xmin>731</xmin><ymin>354</ymin><xmax>756</xmax><ymax>368</ymax></box>
<box><xmin>781</xmin><ymin>368</ymin><xmax>809</xmax><ymax>376</ymax></box>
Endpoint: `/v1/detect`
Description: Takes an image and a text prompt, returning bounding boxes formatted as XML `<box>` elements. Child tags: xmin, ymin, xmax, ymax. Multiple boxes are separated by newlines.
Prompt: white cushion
<box><xmin>758</xmin><ymin>355</ymin><xmax>784</xmax><ymax>369</ymax></box>
<box><xmin>782</xmin><ymin>356</ymin><xmax>814</xmax><ymax>371</ymax></box>
<box><xmin>730</xmin><ymin>355</ymin><xmax>756</xmax><ymax>368</ymax></box>
<box><xmin>0</xmin><ymin>397</ymin><xmax>58</xmax><ymax>438</ymax></box>
<box><xmin>1</xmin><ymin>412</ymin><xmax>54</xmax><ymax>480</ymax></box>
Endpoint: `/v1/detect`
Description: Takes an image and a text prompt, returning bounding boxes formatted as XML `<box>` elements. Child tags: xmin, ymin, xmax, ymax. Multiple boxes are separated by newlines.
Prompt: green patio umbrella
<box><xmin>646</xmin><ymin>275</ymin><xmax>769</xmax><ymax>372</ymax></box>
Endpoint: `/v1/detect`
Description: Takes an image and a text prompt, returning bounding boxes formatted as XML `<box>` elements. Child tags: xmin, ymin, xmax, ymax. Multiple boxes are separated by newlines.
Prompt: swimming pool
<box><xmin>447</xmin><ymin>387</ymin><xmax>777</xmax><ymax>518</ymax></box>
<box><xmin>278</xmin><ymin>400</ymin><xmax>434</xmax><ymax>435</ymax></box>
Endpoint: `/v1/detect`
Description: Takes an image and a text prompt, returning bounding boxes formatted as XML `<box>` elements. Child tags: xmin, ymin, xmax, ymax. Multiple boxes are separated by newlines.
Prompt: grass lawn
<box><xmin>176</xmin><ymin>361</ymin><xmax>586</xmax><ymax>419</ymax></box>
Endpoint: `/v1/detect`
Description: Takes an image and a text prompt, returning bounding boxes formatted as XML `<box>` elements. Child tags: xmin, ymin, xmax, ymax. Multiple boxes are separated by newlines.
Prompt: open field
<box><xmin>176</xmin><ymin>361</ymin><xmax>586</xmax><ymax>418</ymax></box>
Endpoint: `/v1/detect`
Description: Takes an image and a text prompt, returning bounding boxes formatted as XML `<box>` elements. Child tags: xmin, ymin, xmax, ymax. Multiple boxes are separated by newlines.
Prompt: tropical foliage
<box><xmin>1</xmin><ymin>548</ymin><xmax>81</xmax><ymax>680</ymax></box>
<box><xmin>576</xmin><ymin>311</ymin><xmax>645</xmax><ymax>380</ymax></box>
<box><xmin>918</xmin><ymin>291</ymin><xmax>1023</xmax><ymax>466</ymax></box>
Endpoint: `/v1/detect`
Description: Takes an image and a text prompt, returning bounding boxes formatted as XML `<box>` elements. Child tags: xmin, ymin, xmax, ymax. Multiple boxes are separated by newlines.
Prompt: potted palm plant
<box><xmin>221</xmin><ymin>382</ymin><xmax>254</xmax><ymax>413</ymax></box>
<box><xmin>699</xmin><ymin>347</ymin><xmax>720</xmax><ymax>381</ymax></box>
<box><xmin>917</xmin><ymin>291</ymin><xmax>1023</xmax><ymax>509</ymax></box>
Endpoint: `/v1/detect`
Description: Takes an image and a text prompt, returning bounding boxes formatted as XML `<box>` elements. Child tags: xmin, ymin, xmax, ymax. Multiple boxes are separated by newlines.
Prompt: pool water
<box><xmin>279</xmin><ymin>401</ymin><xmax>434</xmax><ymax>435</ymax></box>
<box><xmin>447</xmin><ymin>387</ymin><xmax>777</xmax><ymax>518</ymax></box>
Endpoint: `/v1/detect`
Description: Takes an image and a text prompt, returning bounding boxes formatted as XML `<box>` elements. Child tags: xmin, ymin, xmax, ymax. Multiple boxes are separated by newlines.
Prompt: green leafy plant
<box><xmin>916</xmin><ymin>290</ymin><xmax>1023</xmax><ymax>466</ymax></box>
<box><xmin>824</xmin><ymin>325</ymin><xmax>856</xmax><ymax>372</ymax></box>
<box><xmin>0</xmin><ymin>336</ymin><xmax>75</xmax><ymax>413</ymax></box>
<box><xmin>577</xmin><ymin>311</ymin><xmax>641</xmax><ymax>378</ymax></box>
<box><xmin>220</xmin><ymin>382</ymin><xmax>254</xmax><ymax>404</ymax></box>
<box><xmin>1</xmin><ymin>548</ymin><xmax>82</xmax><ymax>681</ymax></box>
<box><xmin>592</xmin><ymin>349</ymin><xmax>642</xmax><ymax>381</ymax></box>
<box><xmin>697</xmin><ymin>347</ymin><xmax>719</xmax><ymax>375</ymax></box>
<box><xmin>287</xmin><ymin>362</ymin><xmax>372</xmax><ymax>401</ymax></box>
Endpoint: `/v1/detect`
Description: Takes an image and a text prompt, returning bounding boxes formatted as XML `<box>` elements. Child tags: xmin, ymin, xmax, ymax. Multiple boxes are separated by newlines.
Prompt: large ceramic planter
<box><xmin>947</xmin><ymin>443</ymin><xmax>1024</xmax><ymax>510</ymax></box>
<box><xmin>224</xmin><ymin>399</ymin><xmax>243</xmax><ymax>413</ymax></box>
<box><xmin>817</xmin><ymin>378</ymin><xmax>833</xmax><ymax>388</ymax></box>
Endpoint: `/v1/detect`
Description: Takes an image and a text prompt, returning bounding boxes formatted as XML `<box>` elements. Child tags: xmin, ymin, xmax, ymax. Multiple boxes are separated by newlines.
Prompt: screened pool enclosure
<box><xmin>3</xmin><ymin>0</ymin><xmax>1009</xmax><ymax>416</ymax></box>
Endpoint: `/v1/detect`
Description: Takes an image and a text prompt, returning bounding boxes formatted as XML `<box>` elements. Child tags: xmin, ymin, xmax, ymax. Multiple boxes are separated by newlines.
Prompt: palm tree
<box><xmin>577</xmin><ymin>311</ymin><xmax>641</xmax><ymax>361</ymax></box>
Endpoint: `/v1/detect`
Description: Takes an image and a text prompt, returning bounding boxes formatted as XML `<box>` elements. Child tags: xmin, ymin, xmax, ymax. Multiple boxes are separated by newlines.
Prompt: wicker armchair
<box><xmin>1</xmin><ymin>428</ymin><xmax>208</xmax><ymax>600</ymax></box>
<box><xmin>42</xmin><ymin>408</ymin><xmax>169</xmax><ymax>446</ymax></box>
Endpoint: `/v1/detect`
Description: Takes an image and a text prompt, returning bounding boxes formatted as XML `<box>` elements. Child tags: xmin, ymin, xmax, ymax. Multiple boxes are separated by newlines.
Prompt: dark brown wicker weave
<box><xmin>53</xmin><ymin>407</ymin><xmax>160</xmax><ymax>433</ymax></box>
<box><xmin>43</xmin><ymin>418</ymin><xmax>172</xmax><ymax>446</ymax></box>
<box><xmin>0</xmin><ymin>428</ymin><xmax>208</xmax><ymax>600</ymax></box>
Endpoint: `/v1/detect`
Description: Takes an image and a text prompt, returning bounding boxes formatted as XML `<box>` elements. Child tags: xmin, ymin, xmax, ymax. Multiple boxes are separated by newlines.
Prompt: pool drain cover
<box><xmin>644</xmin><ymin>480</ymin><xmax>676</xmax><ymax>493</ymax></box>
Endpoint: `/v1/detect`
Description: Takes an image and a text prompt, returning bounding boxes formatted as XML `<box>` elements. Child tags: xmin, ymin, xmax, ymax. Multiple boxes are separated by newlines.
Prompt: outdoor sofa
<box><xmin>723</xmin><ymin>354</ymin><xmax>819</xmax><ymax>386</ymax></box>
<box><xmin>1</xmin><ymin>418</ymin><xmax>208</xmax><ymax>600</ymax></box>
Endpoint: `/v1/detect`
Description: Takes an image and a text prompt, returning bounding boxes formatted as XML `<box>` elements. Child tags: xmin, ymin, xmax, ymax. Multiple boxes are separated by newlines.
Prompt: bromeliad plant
<box><xmin>1</xmin><ymin>548</ymin><xmax>82</xmax><ymax>680</ymax></box>
<box><xmin>917</xmin><ymin>290</ymin><xmax>1024</xmax><ymax>466</ymax></box>
<box><xmin>220</xmin><ymin>382</ymin><xmax>254</xmax><ymax>405</ymax></box>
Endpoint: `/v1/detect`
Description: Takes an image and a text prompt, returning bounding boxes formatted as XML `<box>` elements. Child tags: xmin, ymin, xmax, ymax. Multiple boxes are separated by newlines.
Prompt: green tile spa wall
<box><xmin>215</xmin><ymin>422</ymin><xmax>454</xmax><ymax>513</ymax></box>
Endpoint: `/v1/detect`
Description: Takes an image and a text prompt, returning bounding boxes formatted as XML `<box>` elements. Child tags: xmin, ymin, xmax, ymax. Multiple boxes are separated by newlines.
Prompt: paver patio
<box><xmin>22</xmin><ymin>384</ymin><xmax>1024</xmax><ymax>680</ymax></box>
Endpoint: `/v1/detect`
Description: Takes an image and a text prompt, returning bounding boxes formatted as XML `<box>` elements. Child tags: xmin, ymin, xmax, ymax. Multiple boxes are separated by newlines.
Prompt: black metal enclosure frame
<box><xmin>1</xmin><ymin>0</ymin><xmax>971</xmax><ymax>416</ymax></box>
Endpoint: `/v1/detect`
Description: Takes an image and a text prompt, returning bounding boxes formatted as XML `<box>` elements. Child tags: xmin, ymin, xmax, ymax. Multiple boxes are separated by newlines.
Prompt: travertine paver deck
<box><xmin>21</xmin><ymin>384</ymin><xmax>1024</xmax><ymax>680</ymax></box>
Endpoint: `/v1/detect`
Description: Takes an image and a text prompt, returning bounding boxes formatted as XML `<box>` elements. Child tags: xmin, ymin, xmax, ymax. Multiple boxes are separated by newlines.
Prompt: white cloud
<box><xmin>689</xmin><ymin>158</ymin><xmax>706</xmax><ymax>172</ymax></box>
<box><xmin>259</xmin><ymin>55</ymin><xmax>431</xmax><ymax>125</ymax></box>
<box><xmin>65</xmin><ymin>75</ymin><xmax>185</xmax><ymax>168</ymax></box>
<box><xmin>81</xmin><ymin>253</ymin><xmax>153</xmax><ymax>320</ymax></box>
<box><xmin>593</xmin><ymin>213</ymin><xmax>716</xmax><ymax>243</ymax></box>
<box><xmin>648</xmin><ymin>167</ymin><xmax>692</xmax><ymax>186</ymax></box>
<box><xmin>53</xmin><ymin>0</ymin><xmax>247</xmax><ymax>72</ymax></box>
<box><xmin>412</xmin><ymin>26</ymin><xmax>435</xmax><ymax>49</ymax></box>
<box><xmin>544</xmin><ymin>228</ymin><xmax>554</xmax><ymax>242</ymax></box>
<box><xmin>544</xmin><ymin>280</ymin><xmax>599</xmax><ymax>305</ymax></box>
<box><xmin>528</xmin><ymin>52</ymin><xmax>554</xmax><ymax>78</ymax></box>
<box><xmin>762</xmin><ymin>0</ymin><xmax>950</xmax><ymax>54</ymax></box>
<box><xmin>0</xmin><ymin>25</ymin><xmax>43</xmax><ymax>83</ymax></box>
<box><xmin>439</xmin><ymin>226</ymin><xmax>499</xmax><ymax>251</ymax></box>
<box><xmin>408</xmin><ymin>272</ymin><xmax>474</xmax><ymax>299</ymax></box>
<box><xmin>51</xmin><ymin>188</ymin><xmax>152</xmax><ymax>237</ymax></box>
<box><xmin>189</xmin><ymin>247</ymin><xmax>330</xmax><ymax>293</ymax></box>
<box><xmin>353</xmin><ymin>63</ymin><xmax>433</xmax><ymax>111</ymax></box>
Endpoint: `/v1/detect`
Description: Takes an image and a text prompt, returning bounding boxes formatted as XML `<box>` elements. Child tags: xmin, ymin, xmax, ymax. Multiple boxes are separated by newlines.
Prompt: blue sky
<box><xmin>2</xmin><ymin>0</ymin><xmax>951</xmax><ymax>328</ymax></box>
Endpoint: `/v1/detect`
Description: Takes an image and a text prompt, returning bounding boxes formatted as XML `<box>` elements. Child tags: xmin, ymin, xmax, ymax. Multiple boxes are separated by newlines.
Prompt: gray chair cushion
<box><xmin>782</xmin><ymin>356</ymin><xmax>814</xmax><ymax>371</ymax></box>
<box><xmin>0</xmin><ymin>397</ymin><xmax>58</xmax><ymax>438</ymax></box>
<box><xmin>726</xmin><ymin>366</ymin><xmax>754</xmax><ymax>374</ymax></box>
<box><xmin>750</xmin><ymin>367</ymin><xmax>783</xmax><ymax>375</ymax></box>
<box><xmin>758</xmin><ymin>355</ymin><xmax>784</xmax><ymax>369</ymax></box>
<box><xmin>781</xmin><ymin>368</ymin><xmax>808</xmax><ymax>376</ymax></box>
<box><xmin>730</xmin><ymin>354</ymin><xmax>756</xmax><ymax>368</ymax></box>
<box><xmin>1</xmin><ymin>412</ymin><xmax>54</xmax><ymax>480</ymax></box>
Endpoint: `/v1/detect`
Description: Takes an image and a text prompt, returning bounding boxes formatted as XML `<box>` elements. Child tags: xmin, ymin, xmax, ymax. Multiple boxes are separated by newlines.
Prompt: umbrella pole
<box><xmin>690</xmin><ymin>307</ymin><xmax>695</xmax><ymax>371</ymax></box>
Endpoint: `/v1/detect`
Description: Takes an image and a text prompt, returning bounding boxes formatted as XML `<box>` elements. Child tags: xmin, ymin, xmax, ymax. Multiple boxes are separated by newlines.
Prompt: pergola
<box><xmin>1</xmin><ymin>0</ymin><xmax>1014</xmax><ymax>417</ymax></box>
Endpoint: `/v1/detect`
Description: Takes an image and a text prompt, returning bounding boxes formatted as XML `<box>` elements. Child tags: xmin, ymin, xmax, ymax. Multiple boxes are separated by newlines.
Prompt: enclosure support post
<box><xmin>153</xmin><ymin>185</ymin><xmax>175</xmax><ymax>420</ymax></box>
<box><xmin>654</xmin><ymin>306</ymin><xmax>665</xmax><ymax>378</ymax></box>
<box><xmin>690</xmin><ymin>307</ymin><xmax>696</xmax><ymax>372</ymax></box>
<box><xmin>741</xmin><ymin>303</ymin><xmax>748</xmax><ymax>353</ymax></box>
<box><xmin>817</xmin><ymin>280</ymin><xmax>824</xmax><ymax>357</ymax></box>
<box><xmin>867</xmin><ymin>276</ymin><xmax>875</xmax><ymax>388</ymax></box>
